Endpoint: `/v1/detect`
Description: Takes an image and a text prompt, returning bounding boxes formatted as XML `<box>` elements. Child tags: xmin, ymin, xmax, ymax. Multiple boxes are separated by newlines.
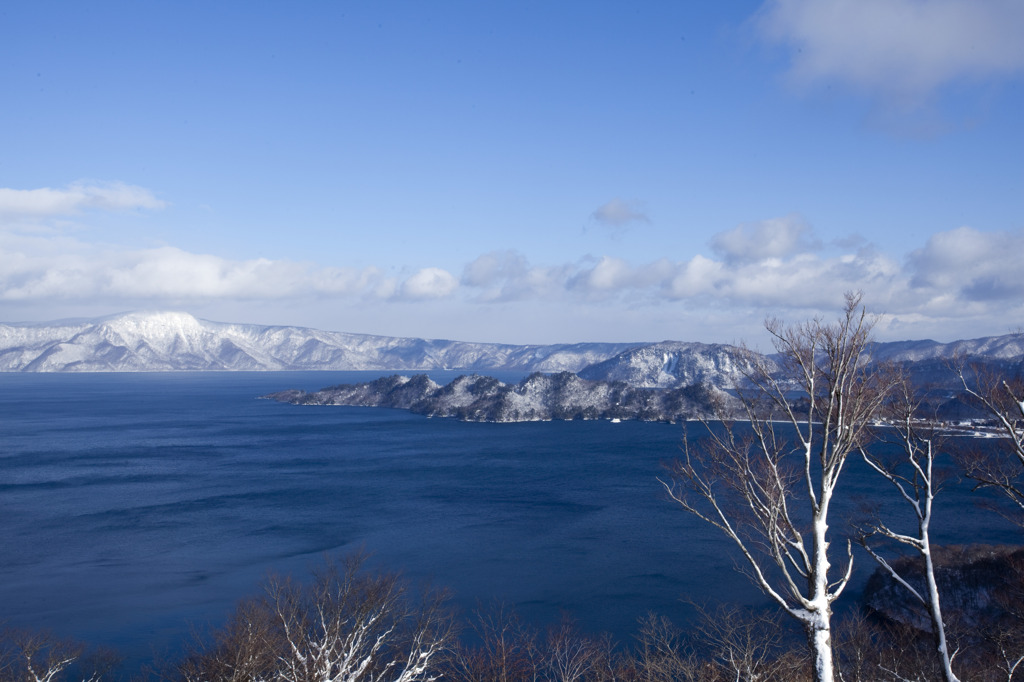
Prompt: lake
<box><xmin>0</xmin><ymin>372</ymin><xmax>1018</xmax><ymax>673</ymax></box>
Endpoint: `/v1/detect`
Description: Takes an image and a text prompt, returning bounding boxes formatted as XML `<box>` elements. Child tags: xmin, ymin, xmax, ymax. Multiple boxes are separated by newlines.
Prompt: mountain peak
<box><xmin>100</xmin><ymin>311</ymin><xmax>205</xmax><ymax>335</ymax></box>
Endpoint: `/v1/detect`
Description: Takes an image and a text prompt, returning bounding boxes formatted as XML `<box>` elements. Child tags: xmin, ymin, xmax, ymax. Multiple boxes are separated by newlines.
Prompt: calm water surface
<box><xmin>0</xmin><ymin>372</ymin><xmax>1017</xmax><ymax>669</ymax></box>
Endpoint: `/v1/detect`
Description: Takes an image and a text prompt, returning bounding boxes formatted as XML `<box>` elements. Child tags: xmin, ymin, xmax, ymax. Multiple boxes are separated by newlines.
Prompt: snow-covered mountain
<box><xmin>574</xmin><ymin>335</ymin><xmax>1024</xmax><ymax>393</ymax></box>
<box><xmin>578</xmin><ymin>341</ymin><xmax>761</xmax><ymax>389</ymax></box>
<box><xmin>870</xmin><ymin>335</ymin><xmax>1024</xmax><ymax>362</ymax></box>
<box><xmin>1</xmin><ymin>311</ymin><xmax>1021</xmax><ymax>384</ymax></box>
<box><xmin>0</xmin><ymin>311</ymin><xmax>639</xmax><ymax>372</ymax></box>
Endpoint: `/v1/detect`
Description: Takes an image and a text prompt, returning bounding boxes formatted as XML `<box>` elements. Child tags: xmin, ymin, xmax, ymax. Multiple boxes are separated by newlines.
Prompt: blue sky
<box><xmin>2</xmin><ymin>1</ymin><xmax>1022</xmax><ymax>346</ymax></box>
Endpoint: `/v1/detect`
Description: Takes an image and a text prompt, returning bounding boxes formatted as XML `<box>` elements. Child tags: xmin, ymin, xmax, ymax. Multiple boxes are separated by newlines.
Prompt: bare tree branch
<box><xmin>952</xmin><ymin>355</ymin><xmax>1024</xmax><ymax>526</ymax></box>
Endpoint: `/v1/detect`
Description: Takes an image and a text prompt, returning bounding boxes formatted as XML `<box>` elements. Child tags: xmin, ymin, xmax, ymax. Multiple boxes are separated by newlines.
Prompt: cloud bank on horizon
<box><xmin>1</xmin><ymin>1</ymin><xmax>1021</xmax><ymax>345</ymax></box>
<box><xmin>3</xmin><ymin>183</ymin><xmax>1020</xmax><ymax>344</ymax></box>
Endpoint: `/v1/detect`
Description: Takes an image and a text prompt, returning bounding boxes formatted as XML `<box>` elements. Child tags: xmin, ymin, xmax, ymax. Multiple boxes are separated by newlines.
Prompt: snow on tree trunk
<box><xmin>805</xmin><ymin>615</ymin><xmax>834</xmax><ymax>682</ymax></box>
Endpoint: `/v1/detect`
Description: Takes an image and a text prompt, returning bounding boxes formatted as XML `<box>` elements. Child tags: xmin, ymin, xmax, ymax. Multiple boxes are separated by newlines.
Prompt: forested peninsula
<box><xmin>263</xmin><ymin>371</ymin><xmax>729</xmax><ymax>423</ymax></box>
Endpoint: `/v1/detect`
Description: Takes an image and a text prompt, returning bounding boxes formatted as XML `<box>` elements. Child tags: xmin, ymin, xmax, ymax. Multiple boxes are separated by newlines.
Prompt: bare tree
<box><xmin>987</xmin><ymin>626</ymin><xmax>1024</xmax><ymax>682</ymax></box>
<box><xmin>858</xmin><ymin>376</ymin><xmax>960</xmax><ymax>682</ymax></box>
<box><xmin>689</xmin><ymin>602</ymin><xmax>808</xmax><ymax>682</ymax></box>
<box><xmin>834</xmin><ymin>612</ymin><xmax>971</xmax><ymax>682</ymax></box>
<box><xmin>270</xmin><ymin>556</ymin><xmax>454</xmax><ymax>682</ymax></box>
<box><xmin>954</xmin><ymin>359</ymin><xmax>1024</xmax><ymax>524</ymax></box>
<box><xmin>0</xmin><ymin>629</ymin><xmax>117</xmax><ymax>682</ymax></box>
<box><xmin>447</xmin><ymin>602</ymin><xmax>541</xmax><ymax>682</ymax></box>
<box><xmin>661</xmin><ymin>293</ymin><xmax>891</xmax><ymax>682</ymax></box>
<box><xmin>542</xmin><ymin>617</ymin><xmax>606</xmax><ymax>682</ymax></box>
<box><xmin>178</xmin><ymin>597</ymin><xmax>280</xmax><ymax>682</ymax></box>
<box><xmin>832</xmin><ymin>613</ymin><xmax>881</xmax><ymax>682</ymax></box>
<box><xmin>449</xmin><ymin>608</ymin><xmax>619</xmax><ymax>682</ymax></box>
<box><xmin>178</xmin><ymin>555</ymin><xmax>454</xmax><ymax>682</ymax></box>
<box><xmin>628</xmin><ymin>613</ymin><xmax>701</xmax><ymax>682</ymax></box>
<box><xmin>975</xmin><ymin>550</ymin><xmax>1024</xmax><ymax>682</ymax></box>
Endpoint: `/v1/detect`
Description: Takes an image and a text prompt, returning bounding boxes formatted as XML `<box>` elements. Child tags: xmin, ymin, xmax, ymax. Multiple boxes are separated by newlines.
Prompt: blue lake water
<box><xmin>0</xmin><ymin>372</ymin><xmax>1018</xmax><ymax>672</ymax></box>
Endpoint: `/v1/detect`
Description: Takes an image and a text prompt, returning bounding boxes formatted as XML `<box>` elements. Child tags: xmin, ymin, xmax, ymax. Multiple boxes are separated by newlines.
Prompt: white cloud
<box><xmin>569</xmin><ymin>256</ymin><xmax>674</xmax><ymax>297</ymax></box>
<box><xmin>461</xmin><ymin>250</ymin><xmax>529</xmax><ymax>288</ymax></box>
<box><xmin>907</xmin><ymin>225</ymin><xmax>1024</xmax><ymax>302</ymax></box>
<box><xmin>710</xmin><ymin>214</ymin><xmax>820</xmax><ymax>263</ymax></box>
<box><xmin>590</xmin><ymin>198</ymin><xmax>650</xmax><ymax>228</ymax></box>
<box><xmin>570</xmin><ymin>257</ymin><xmax>632</xmax><ymax>292</ymax></box>
<box><xmin>461</xmin><ymin>250</ymin><xmax>574</xmax><ymax>302</ymax></box>
<box><xmin>0</xmin><ymin>236</ymin><xmax>390</xmax><ymax>302</ymax></box>
<box><xmin>664</xmin><ymin>255</ymin><xmax>725</xmax><ymax>299</ymax></box>
<box><xmin>455</xmin><ymin>220</ymin><xmax>1024</xmax><ymax>334</ymax></box>
<box><xmin>757</xmin><ymin>0</ymin><xmax>1024</xmax><ymax>101</ymax></box>
<box><xmin>397</xmin><ymin>267</ymin><xmax>459</xmax><ymax>300</ymax></box>
<box><xmin>3</xmin><ymin>211</ymin><xmax>1022</xmax><ymax>344</ymax></box>
<box><xmin>0</xmin><ymin>181</ymin><xmax>166</xmax><ymax>218</ymax></box>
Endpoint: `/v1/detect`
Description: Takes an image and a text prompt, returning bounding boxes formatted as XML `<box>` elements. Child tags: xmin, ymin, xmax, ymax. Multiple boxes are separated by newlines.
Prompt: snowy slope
<box><xmin>578</xmin><ymin>341</ymin><xmax>763</xmax><ymax>389</ymax></box>
<box><xmin>0</xmin><ymin>311</ymin><xmax>640</xmax><ymax>372</ymax></box>
<box><xmin>869</xmin><ymin>335</ymin><xmax>1024</xmax><ymax>362</ymax></box>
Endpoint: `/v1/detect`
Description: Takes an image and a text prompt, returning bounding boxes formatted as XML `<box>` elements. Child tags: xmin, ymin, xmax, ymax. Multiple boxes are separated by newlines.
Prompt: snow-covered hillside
<box><xmin>578</xmin><ymin>341</ymin><xmax>761</xmax><ymax>389</ymax></box>
<box><xmin>576</xmin><ymin>335</ymin><xmax>1024</xmax><ymax>393</ymax></box>
<box><xmin>0</xmin><ymin>311</ymin><xmax>639</xmax><ymax>372</ymax></box>
<box><xmin>869</xmin><ymin>334</ymin><xmax>1024</xmax><ymax>362</ymax></box>
<box><xmin>267</xmin><ymin>371</ymin><xmax>730</xmax><ymax>423</ymax></box>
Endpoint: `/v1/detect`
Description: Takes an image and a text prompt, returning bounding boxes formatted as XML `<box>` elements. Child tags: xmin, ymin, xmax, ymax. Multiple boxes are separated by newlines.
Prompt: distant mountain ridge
<box><xmin>869</xmin><ymin>335</ymin><xmax>1024</xmax><ymax>362</ymax></box>
<box><xmin>1</xmin><ymin>313</ymin><xmax>1021</xmax><ymax>393</ymax></box>
<box><xmin>0</xmin><ymin>311</ymin><xmax>639</xmax><ymax>373</ymax></box>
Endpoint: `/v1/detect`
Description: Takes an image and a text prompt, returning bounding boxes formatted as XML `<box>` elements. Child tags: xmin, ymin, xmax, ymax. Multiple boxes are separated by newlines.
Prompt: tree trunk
<box><xmin>804</xmin><ymin>616</ymin><xmax>835</xmax><ymax>682</ymax></box>
<box><xmin>923</xmin><ymin>546</ymin><xmax>960</xmax><ymax>682</ymax></box>
<box><xmin>807</xmin><ymin>507</ymin><xmax>835</xmax><ymax>682</ymax></box>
